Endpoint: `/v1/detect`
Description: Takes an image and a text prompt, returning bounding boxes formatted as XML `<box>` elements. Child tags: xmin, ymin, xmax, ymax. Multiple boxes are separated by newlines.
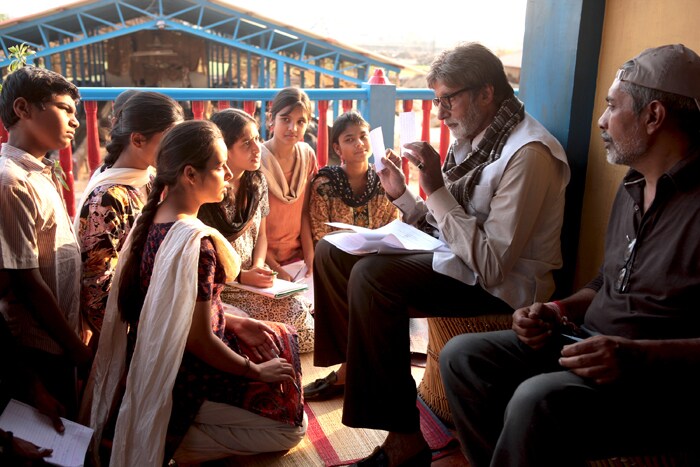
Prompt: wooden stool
<box><xmin>417</xmin><ymin>314</ymin><xmax>512</xmax><ymax>426</ymax></box>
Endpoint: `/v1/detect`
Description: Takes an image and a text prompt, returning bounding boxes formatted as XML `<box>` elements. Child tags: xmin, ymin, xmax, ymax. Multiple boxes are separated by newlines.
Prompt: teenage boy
<box><xmin>0</xmin><ymin>66</ymin><xmax>91</xmax><ymax>417</ymax></box>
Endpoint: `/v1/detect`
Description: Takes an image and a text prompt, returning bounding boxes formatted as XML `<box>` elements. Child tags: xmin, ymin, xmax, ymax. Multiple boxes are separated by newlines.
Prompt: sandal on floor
<box><xmin>302</xmin><ymin>370</ymin><xmax>344</xmax><ymax>400</ymax></box>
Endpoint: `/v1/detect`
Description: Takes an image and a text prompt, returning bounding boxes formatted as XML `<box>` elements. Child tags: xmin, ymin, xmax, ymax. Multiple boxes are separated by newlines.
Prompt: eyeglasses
<box><xmin>616</xmin><ymin>235</ymin><xmax>637</xmax><ymax>293</ymax></box>
<box><xmin>432</xmin><ymin>87</ymin><xmax>472</xmax><ymax>110</ymax></box>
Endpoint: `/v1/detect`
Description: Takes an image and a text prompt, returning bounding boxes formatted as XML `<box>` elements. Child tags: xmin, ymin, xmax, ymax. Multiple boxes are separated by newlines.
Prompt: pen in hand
<box><xmin>291</xmin><ymin>265</ymin><xmax>307</xmax><ymax>283</ymax></box>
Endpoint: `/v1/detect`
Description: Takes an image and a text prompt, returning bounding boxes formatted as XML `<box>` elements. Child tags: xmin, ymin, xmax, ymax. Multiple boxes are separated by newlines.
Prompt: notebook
<box><xmin>227</xmin><ymin>277</ymin><xmax>309</xmax><ymax>299</ymax></box>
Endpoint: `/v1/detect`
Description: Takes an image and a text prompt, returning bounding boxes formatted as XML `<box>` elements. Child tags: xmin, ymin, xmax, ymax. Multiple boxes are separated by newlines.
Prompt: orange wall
<box><xmin>574</xmin><ymin>0</ymin><xmax>700</xmax><ymax>287</ymax></box>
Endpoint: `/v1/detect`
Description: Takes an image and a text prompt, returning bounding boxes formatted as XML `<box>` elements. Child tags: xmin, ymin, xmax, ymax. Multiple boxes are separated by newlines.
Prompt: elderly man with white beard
<box><xmin>441</xmin><ymin>43</ymin><xmax>700</xmax><ymax>467</ymax></box>
<box><xmin>307</xmin><ymin>41</ymin><xmax>571</xmax><ymax>467</ymax></box>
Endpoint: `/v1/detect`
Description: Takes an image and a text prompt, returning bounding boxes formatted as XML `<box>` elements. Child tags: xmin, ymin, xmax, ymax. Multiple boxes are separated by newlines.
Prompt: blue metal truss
<box><xmin>0</xmin><ymin>0</ymin><xmax>404</xmax><ymax>85</ymax></box>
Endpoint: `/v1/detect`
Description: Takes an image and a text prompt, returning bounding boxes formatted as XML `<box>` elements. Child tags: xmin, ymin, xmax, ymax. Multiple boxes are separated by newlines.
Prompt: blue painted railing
<box><xmin>77</xmin><ymin>85</ymin><xmax>436</xmax><ymax>145</ymax></box>
<box><xmin>49</xmin><ymin>83</ymin><xmax>438</xmax><ymax>217</ymax></box>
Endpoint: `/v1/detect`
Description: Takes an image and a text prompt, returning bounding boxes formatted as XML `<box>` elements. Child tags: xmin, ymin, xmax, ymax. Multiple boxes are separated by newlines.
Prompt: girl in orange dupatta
<box><xmin>259</xmin><ymin>87</ymin><xmax>317</xmax><ymax>283</ymax></box>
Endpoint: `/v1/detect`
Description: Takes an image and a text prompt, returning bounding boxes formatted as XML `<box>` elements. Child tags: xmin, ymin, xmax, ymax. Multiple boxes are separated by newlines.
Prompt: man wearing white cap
<box><xmin>440</xmin><ymin>43</ymin><xmax>700</xmax><ymax>466</ymax></box>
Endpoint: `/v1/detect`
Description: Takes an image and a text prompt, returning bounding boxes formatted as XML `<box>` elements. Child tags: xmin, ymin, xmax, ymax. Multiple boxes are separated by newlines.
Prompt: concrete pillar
<box><xmin>362</xmin><ymin>68</ymin><xmax>396</xmax><ymax>159</ymax></box>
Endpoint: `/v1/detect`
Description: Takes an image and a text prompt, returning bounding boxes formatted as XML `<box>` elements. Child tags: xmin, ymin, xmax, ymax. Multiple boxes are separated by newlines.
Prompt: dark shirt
<box><xmin>584</xmin><ymin>148</ymin><xmax>700</xmax><ymax>339</ymax></box>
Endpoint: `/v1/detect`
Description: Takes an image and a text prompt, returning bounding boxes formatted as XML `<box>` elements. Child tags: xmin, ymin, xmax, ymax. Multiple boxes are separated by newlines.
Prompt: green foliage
<box><xmin>0</xmin><ymin>42</ymin><xmax>37</xmax><ymax>93</ymax></box>
<box><xmin>52</xmin><ymin>159</ymin><xmax>70</xmax><ymax>191</ymax></box>
<box><xmin>8</xmin><ymin>43</ymin><xmax>36</xmax><ymax>71</ymax></box>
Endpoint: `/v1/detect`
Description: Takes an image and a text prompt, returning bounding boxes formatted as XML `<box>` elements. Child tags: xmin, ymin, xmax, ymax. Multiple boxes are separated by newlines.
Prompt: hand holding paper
<box><xmin>372</xmin><ymin>114</ymin><xmax>420</xmax><ymax>174</ymax></box>
<box><xmin>0</xmin><ymin>399</ymin><xmax>93</xmax><ymax>467</ymax></box>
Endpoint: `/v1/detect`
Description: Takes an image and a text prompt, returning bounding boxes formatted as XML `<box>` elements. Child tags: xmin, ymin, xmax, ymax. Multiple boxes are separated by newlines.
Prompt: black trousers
<box><xmin>440</xmin><ymin>330</ymin><xmax>700</xmax><ymax>467</ymax></box>
<box><xmin>312</xmin><ymin>239</ymin><xmax>512</xmax><ymax>432</ymax></box>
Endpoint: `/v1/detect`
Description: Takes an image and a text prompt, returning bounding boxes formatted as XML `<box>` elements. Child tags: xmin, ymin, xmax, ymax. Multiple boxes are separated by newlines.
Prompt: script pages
<box><xmin>0</xmin><ymin>399</ymin><xmax>93</xmax><ymax>467</ymax></box>
<box><xmin>281</xmin><ymin>259</ymin><xmax>314</xmax><ymax>306</ymax></box>
<box><xmin>323</xmin><ymin>219</ymin><xmax>450</xmax><ymax>255</ymax></box>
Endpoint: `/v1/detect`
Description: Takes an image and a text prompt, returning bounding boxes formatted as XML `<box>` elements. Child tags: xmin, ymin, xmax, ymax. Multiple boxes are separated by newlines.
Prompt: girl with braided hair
<box><xmin>82</xmin><ymin>120</ymin><xmax>306</xmax><ymax>466</ymax></box>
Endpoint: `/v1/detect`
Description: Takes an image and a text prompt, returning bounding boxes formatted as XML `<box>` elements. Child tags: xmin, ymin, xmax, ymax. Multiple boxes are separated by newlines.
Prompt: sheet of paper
<box><xmin>0</xmin><ymin>399</ymin><xmax>93</xmax><ymax>467</ymax></box>
<box><xmin>326</xmin><ymin>222</ymin><xmax>374</xmax><ymax>234</ymax></box>
<box><xmin>322</xmin><ymin>232</ymin><xmax>386</xmax><ymax>255</ymax></box>
<box><xmin>399</xmin><ymin>111</ymin><xmax>418</xmax><ymax>150</ymax></box>
<box><xmin>374</xmin><ymin>219</ymin><xmax>445</xmax><ymax>250</ymax></box>
<box><xmin>325</xmin><ymin>219</ymin><xmax>448</xmax><ymax>253</ymax></box>
<box><xmin>369</xmin><ymin>127</ymin><xmax>386</xmax><ymax>172</ymax></box>
<box><xmin>326</xmin><ymin>221</ymin><xmax>384</xmax><ymax>240</ymax></box>
<box><xmin>282</xmin><ymin>259</ymin><xmax>314</xmax><ymax>306</ymax></box>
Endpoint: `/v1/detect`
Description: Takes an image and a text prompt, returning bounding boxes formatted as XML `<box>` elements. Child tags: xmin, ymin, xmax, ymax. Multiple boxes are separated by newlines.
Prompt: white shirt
<box><xmin>0</xmin><ymin>143</ymin><xmax>81</xmax><ymax>354</ymax></box>
<box><xmin>394</xmin><ymin>114</ymin><xmax>570</xmax><ymax>309</ymax></box>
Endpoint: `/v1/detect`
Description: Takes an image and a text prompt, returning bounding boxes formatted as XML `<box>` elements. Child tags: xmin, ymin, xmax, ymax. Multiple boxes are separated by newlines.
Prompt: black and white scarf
<box><xmin>198</xmin><ymin>170</ymin><xmax>264</xmax><ymax>240</ymax></box>
<box><xmin>443</xmin><ymin>96</ymin><xmax>525</xmax><ymax>209</ymax></box>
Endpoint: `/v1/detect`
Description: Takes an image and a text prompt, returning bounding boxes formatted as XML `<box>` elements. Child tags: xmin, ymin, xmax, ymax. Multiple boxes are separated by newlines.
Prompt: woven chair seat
<box><xmin>417</xmin><ymin>314</ymin><xmax>512</xmax><ymax>426</ymax></box>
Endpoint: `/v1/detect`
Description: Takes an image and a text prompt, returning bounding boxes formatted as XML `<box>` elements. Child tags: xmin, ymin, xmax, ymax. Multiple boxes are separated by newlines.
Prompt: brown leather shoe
<box><xmin>302</xmin><ymin>370</ymin><xmax>344</xmax><ymax>400</ymax></box>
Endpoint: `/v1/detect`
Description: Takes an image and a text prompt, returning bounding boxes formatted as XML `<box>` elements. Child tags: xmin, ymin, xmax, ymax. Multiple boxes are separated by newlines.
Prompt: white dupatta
<box><xmin>80</xmin><ymin>217</ymin><xmax>241</xmax><ymax>466</ymax></box>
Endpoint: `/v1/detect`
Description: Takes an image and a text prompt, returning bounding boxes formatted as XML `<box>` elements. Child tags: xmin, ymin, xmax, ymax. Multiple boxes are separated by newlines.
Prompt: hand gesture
<box><xmin>376</xmin><ymin>149</ymin><xmax>407</xmax><ymax>200</ymax></box>
<box><xmin>32</xmin><ymin>380</ymin><xmax>65</xmax><ymax>433</ymax></box>
<box><xmin>227</xmin><ymin>315</ymin><xmax>280</xmax><ymax>361</ymax></box>
<box><xmin>512</xmin><ymin>302</ymin><xmax>561</xmax><ymax>349</ymax></box>
<box><xmin>12</xmin><ymin>435</ymin><xmax>54</xmax><ymax>461</ymax></box>
<box><xmin>273</xmin><ymin>267</ymin><xmax>293</xmax><ymax>282</ymax></box>
<box><xmin>303</xmin><ymin>255</ymin><xmax>314</xmax><ymax>278</ymax></box>
<box><xmin>241</xmin><ymin>267</ymin><xmax>276</xmax><ymax>288</ymax></box>
<box><xmin>253</xmin><ymin>356</ymin><xmax>295</xmax><ymax>383</ymax></box>
<box><xmin>559</xmin><ymin>335</ymin><xmax>640</xmax><ymax>385</ymax></box>
<box><xmin>402</xmin><ymin>141</ymin><xmax>445</xmax><ymax>197</ymax></box>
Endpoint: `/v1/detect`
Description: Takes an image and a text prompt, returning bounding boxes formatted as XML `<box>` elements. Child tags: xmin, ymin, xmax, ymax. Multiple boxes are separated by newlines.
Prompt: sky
<box><xmin>1</xmin><ymin>0</ymin><xmax>528</xmax><ymax>52</ymax></box>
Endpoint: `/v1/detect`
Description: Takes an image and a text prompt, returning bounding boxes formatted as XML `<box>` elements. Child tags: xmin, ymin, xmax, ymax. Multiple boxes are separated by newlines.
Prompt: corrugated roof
<box><xmin>0</xmin><ymin>0</ymin><xmax>412</xmax><ymax>83</ymax></box>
